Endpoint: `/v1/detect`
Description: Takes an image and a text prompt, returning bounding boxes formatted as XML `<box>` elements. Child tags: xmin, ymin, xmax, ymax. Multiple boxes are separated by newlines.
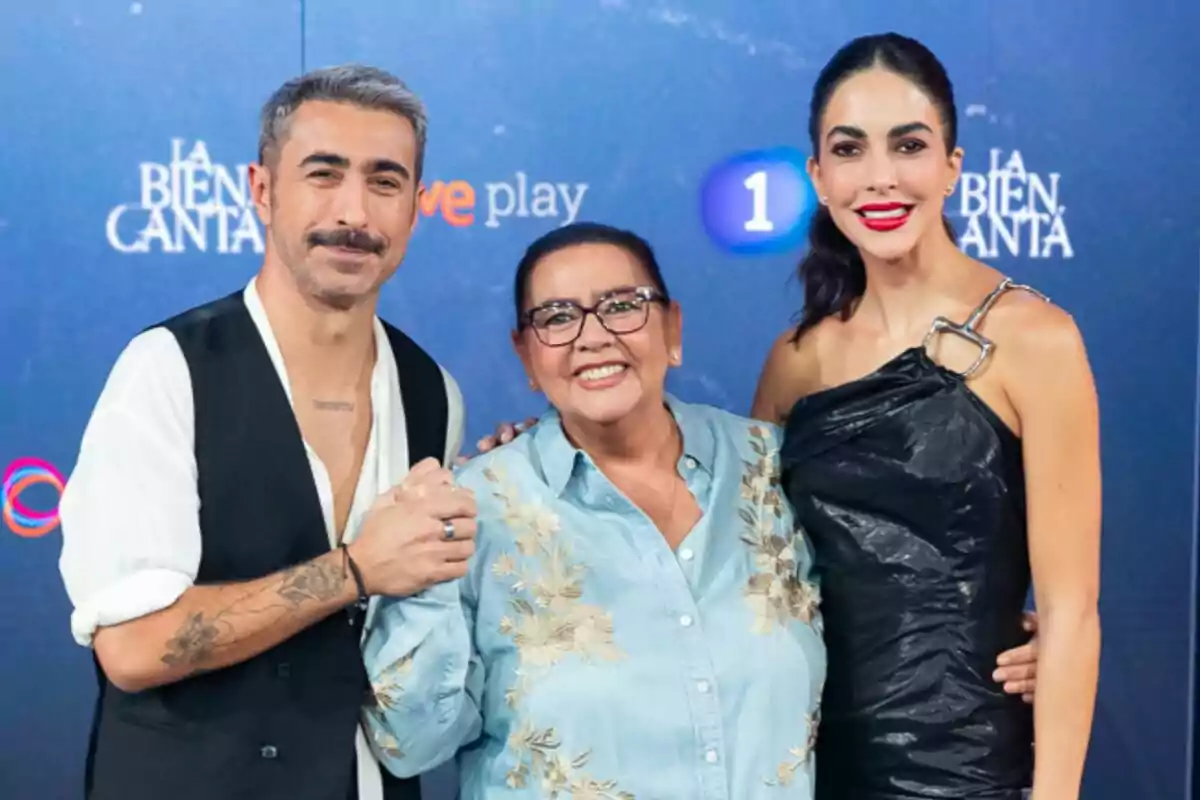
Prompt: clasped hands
<box><xmin>346</xmin><ymin>458</ymin><xmax>478</xmax><ymax>598</ymax></box>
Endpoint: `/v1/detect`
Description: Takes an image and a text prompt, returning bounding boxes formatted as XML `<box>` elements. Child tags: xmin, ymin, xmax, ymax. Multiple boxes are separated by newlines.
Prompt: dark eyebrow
<box><xmin>298</xmin><ymin>152</ymin><xmax>412</xmax><ymax>181</ymax></box>
<box><xmin>888</xmin><ymin>122</ymin><xmax>934</xmax><ymax>139</ymax></box>
<box><xmin>365</xmin><ymin>158</ymin><xmax>412</xmax><ymax>181</ymax></box>
<box><xmin>826</xmin><ymin>121</ymin><xmax>934</xmax><ymax>142</ymax></box>
<box><xmin>299</xmin><ymin>151</ymin><xmax>349</xmax><ymax>169</ymax></box>
<box><xmin>827</xmin><ymin>125</ymin><xmax>867</xmax><ymax>142</ymax></box>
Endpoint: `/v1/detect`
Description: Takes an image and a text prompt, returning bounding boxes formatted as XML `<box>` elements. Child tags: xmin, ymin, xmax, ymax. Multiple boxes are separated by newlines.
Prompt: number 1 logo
<box><xmin>700</xmin><ymin>147</ymin><xmax>816</xmax><ymax>255</ymax></box>
<box><xmin>742</xmin><ymin>171</ymin><xmax>775</xmax><ymax>233</ymax></box>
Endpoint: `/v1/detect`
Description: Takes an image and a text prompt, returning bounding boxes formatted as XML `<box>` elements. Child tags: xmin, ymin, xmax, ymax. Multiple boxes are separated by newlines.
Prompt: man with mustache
<box><xmin>57</xmin><ymin>65</ymin><xmax>473</xmax><ymax>800</ymax></box>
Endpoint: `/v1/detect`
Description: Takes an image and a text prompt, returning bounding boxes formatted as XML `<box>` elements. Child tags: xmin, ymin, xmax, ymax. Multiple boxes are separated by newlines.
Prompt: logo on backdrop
<box><xmin>701</xmin><ymin>146</ymin><xmax>1071</xmax><ymax>261</ymax></box>
<box><xmin>419</xmin><ymin>173</ymin><xmax>589</xmax><ymax>231</ymax></box>
<box><xmin>954</xmin><ymin>148</ymin><xmax>1073</xmax><ymax>260</ymax></box>
<box><xmin>106</xmin><ymin>139</ymin><xmax>591</xmax><ymax>254</ymax></box>
<box><xmin>2</xmin><ymin>457</ymin><xmax>64</xmax><ymax>539</ymax></box>
<box><xmin>700</xmin><ymin>147</ymin><xmax>818</xmax><ymax>255</ymax></box>
<box><xmin>107</xmin><ymin>139</ymin><xmax>264</xmax><ymax>255</ymax></box>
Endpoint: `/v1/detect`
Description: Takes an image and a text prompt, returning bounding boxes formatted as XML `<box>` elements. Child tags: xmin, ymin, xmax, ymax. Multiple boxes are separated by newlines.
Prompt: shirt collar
<box><xmin>533</xmin><ymin>393</ymin><xmax>716</xmax><ymax>497</ymax></box>
<box><xmin>242</xmin><ymin>276</ymin><xmax>397</xmax><ymax>483</ymax></box>
<box><xmin>242</xmin><ymin>276</ymin><xmax>391</xmax><ymax>407</ymax></box>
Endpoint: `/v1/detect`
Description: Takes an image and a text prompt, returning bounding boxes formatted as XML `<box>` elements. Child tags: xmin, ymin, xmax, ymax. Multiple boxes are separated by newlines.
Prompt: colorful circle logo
<box><xmin>700</xmin><ymin>147</ymin><xmax>818</xmax><ymax>255</ymax></box>
<box><xmin>3</xmin><ymin>458</ymin><xmax>65</xmax><ymax>538</ymax></box>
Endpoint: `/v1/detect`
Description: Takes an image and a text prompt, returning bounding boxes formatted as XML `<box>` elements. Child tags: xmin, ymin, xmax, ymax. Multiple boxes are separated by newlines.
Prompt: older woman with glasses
<box><xmin>358</xmin><ymin>222</ymin><xmax>823</xmax><ymax>798</ymax></box>
<box><xmin>358</xmin><ymin>222</ymin><xmax>1035</xmax><ymax>799</ymax></box>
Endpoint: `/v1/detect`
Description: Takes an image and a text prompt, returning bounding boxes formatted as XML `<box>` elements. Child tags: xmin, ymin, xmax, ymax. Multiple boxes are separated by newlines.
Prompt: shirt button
<box><xmin>685</xmin><ymin>457</ymin><xmax>698</xmax><ymax>469</ymax></box>
<box><xmin>260</xmin><ymin>745</ymin><xmax>278</xmax><ymax>759</ymax></box>
<box><xmin>276</xmin><ymin>662</ymin><xmax>291</xmax><ymax>678</ymax></box>
<box><xmin>696</xmin><ymin>680</ymin><xmax>710</xmax><ymax>693</ymax></box>
<box><xmin>679</xmin><ymin>614</ymin><xmax>693</xmax><ymax>627</ymax></box>
<box><xmin>704</xmin><ymin>748</ymin><xmax>718</xmax><ymax>763</ymax></box>
<box><xmin>678</xmin><ymin>548</ymin><xmax>694</xmax><ymax>561</ymax></box>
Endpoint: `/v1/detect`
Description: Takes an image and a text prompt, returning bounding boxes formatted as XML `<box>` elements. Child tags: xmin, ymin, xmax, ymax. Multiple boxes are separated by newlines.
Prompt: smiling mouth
<box><xmin>568</xmin><ymin>364</ymin><xmax>628</xmax><ymax>388</ymax></box>
<box><xmin>575</xmin><ymin>363</ymin><xmax>628</xmax><ymax>383</ymax></box>
<box><xmin>855</xmin><ymin>203</ymin><xmax>913</xmax><ymax>219</ymax></box>
<box><xmin>855</xmin><ymin>203</ymin><xmax>914</xmax><ymax>231</ymax></box>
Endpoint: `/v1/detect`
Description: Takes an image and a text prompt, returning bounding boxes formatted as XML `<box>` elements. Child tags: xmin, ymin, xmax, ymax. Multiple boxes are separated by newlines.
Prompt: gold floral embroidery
<box><xmin>740</xmin><ymin>426</ymin><xmax>821</xmax><ymax>633</ymax></box>
<box><xmin>762</xmin><ymin>711</ymin><xmax>820</xmax><ymax>787</ymax></box>
<box><xmin>364</xmin><ymin>652</ymin><xmax>415</xmax><ymax>759</ymax></box>
<box><xmin>503</xmin><ymin>723</ymin><xmax>635</xmax><ymax>798</ymax></box>
<box><xmin>369</xmin><ymin>651</ymin><xmax>414</xmax><ymax>713</ymax></box>
<box><xmin>482</xmin><ymin>464</ymin><xmax>630</xmax><ymax>795</ymax></box>
<box><xmin>741</xmin><ymin>426</ymin><xmax>785</xmax><ymax>516</ymax></box>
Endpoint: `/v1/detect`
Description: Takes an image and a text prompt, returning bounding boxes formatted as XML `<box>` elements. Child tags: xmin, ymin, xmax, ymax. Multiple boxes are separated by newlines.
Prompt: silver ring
<box><xmin>442</xmin><ymin>519</ymin><xmax>455</xmax><ymax>540</ymax></box>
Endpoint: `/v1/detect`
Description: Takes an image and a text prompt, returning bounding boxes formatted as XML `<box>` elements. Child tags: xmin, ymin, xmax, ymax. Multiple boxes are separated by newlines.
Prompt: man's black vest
<box><xmin>83</xmin><ymin>292</ymin><xmax>447</xmax><ymax>800</ymax></box>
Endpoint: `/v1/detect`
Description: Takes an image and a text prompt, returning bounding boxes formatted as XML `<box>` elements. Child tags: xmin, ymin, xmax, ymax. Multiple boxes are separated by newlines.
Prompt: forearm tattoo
<box><xmin>278</xmin><ymin>560</ymin><xmax>349</xmax><ymax>605</ymax></box>
<box><xmin>159</xmin><ymin>557</ymin><xmax>348</xmax><ymax>671</ymax></box>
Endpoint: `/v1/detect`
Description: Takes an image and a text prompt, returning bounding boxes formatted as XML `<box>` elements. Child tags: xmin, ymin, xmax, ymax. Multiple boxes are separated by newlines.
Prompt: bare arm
<box><xmin>94</xmin><ymin>459</ymin><xmax>477</xmax><ymax>694</ymax></box>
<box><xmin>751</xmin><ymin>329</ymin><xmax>812</xmax><ymax>424</ymax></box>
<box><xmin>94</xmin><ymin>550</ymin><xmax>356</xmax><ymax>693</ymax></box>
<box><xmin>1005</xmin><ymin>305</ymin><xmax>1102</xmax><ymax>799</ymax></box>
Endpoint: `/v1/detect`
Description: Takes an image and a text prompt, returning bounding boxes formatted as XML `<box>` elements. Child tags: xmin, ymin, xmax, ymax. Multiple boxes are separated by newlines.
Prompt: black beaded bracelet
<box><xmin>340</xmin><ymin>544</ymin><xmax>370</xmax><ymax>625</ymax></box>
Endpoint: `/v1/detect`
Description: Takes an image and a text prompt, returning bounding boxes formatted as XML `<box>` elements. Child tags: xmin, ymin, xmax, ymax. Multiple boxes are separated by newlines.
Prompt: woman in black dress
<box><xmin>752</xmin><ymin>33</ymin><xmax>1101</xmax><ymax>800</ymax></box>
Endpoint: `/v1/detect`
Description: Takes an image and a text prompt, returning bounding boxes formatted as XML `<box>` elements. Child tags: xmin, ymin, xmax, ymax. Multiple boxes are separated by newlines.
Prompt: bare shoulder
<box><xmin>988</xmin><ymin>288</ymin><xmax>1087</xmax><ymax>358</ymax></box>
<box><xmin>983</xmin><ymin>286</ymin><xmax>1095</xmax><ymax>399</ymax></box>
<box><xmin>751</xmin><ymin>325</ymin><xmax>824</xmax><ymax>424</ymax></box>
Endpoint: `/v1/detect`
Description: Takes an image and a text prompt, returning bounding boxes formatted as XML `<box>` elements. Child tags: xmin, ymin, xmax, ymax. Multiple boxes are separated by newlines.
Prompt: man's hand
<box><xmin>89</xmin><ymin>464</ymin><xmax>476</xmax><ymax>694</ymax></box>
<box><xmin>348</xmin><ymin>458</ymin><xmax>478</xmax><ymax>597</ymax></box>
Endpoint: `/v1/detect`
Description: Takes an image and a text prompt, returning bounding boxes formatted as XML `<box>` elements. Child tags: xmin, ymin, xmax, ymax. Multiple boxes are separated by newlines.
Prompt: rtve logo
<box><xmin>700</xmin><ymin>147</ymin><xmax>818</xmax><ymax>255</ymax></box>
<box><xmin>416</xmin><ymin>173</ymin><xmax>590</xmax><ymax>230</ymax></box>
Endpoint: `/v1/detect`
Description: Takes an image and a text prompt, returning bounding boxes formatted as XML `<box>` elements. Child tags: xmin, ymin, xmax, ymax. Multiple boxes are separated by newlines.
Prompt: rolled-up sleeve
<box><xmin>58</xmin><ymin>328</ymin><xmax>200</xmax><ymax>647</ymax></box>
<box><xmin>440</xmin><ymin>367</ymin><xmax>466</xmax><ymax>467</ymax></box>
<box><xmin>361</xmin><ymin>578</ymin><xmax>483</xmax><ymax>777</ymax></box>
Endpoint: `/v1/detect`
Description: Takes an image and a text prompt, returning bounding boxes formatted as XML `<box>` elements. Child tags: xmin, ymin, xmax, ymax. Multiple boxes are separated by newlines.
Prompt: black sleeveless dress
<box><xmin>780</xmin><ymin>279</ymin><xmax>1040</xmax><ymax>799</ymax></box>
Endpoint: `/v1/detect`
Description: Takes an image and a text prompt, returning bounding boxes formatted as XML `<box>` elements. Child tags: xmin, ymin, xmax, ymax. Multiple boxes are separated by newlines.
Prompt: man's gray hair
<box><xmin>257</xmin><ymin>63</ymin><xmax>428</xmax><ymax>181</ymax></box>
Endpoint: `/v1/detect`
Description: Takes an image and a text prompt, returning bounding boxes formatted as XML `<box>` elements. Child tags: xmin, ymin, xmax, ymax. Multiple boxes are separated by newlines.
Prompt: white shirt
<box><xmin>57</xmin><ymin>277</ymin><xmax>465</xmax><ymax>799</ymax></box>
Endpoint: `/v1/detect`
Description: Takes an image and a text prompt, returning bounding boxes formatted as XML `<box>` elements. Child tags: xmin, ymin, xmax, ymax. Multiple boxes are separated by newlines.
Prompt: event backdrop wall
<box><xmin>2</xmin><ymin>1</ymin><xmax>1198</xmax><ymax>798</ymax></box>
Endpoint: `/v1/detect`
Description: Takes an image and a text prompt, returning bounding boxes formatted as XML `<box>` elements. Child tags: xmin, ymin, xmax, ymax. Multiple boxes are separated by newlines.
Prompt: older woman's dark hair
<box><xmin>793</xmin><ymin>33</ymin><xmax>960</xmax><ymax>342</ymax></box>
<box><xmin>513</xmin><ymin>222</ymin><xmax>672</xmax><ymax>327</ymax></box>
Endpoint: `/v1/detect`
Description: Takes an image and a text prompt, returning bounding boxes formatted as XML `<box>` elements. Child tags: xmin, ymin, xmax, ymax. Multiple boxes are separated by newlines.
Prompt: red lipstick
<box><xmin>855</xmin><ymin>202</ymin><xmax>913</xmax><ymax>232</ymax></box>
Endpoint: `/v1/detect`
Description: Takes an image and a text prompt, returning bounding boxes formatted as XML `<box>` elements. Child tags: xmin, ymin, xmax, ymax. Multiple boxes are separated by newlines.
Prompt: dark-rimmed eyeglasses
<box><xmin>520</xmin><ymin>285</ymin><xmax>668</xmax><ymax>347</ymax></box>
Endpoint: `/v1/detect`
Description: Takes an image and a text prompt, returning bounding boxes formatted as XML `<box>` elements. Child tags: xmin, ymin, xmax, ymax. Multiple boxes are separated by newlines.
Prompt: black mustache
<box><xmin>308</xmin><ymin>228</ymin><xmax>385</xmax><ymax>255</ymax></box>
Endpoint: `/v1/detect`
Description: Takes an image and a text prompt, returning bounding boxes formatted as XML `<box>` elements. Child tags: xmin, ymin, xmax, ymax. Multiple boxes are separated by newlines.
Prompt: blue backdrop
<box><xmin>2</xmin><ymin>2</ymin><xmax>1198</xmax><ymax>798</ymax></box>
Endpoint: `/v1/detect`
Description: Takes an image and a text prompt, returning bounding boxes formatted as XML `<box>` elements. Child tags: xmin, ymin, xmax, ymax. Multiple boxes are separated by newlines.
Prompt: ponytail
<box><xmin>790</xmin><ymin>208</ymin><xmax>959</xmax><ymax>343</ymax></box>
<box><xmin>790</xmin><ymin>206</ymin><xmax>865</xmax><ymax>342</ymax></box>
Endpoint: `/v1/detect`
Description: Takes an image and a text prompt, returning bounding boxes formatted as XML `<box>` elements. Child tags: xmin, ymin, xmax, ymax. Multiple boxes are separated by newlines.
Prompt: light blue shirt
<box><xmin>361</xmin><ymin>396</ymin><xmax>827</xmax><ymax>798</ymax></box>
